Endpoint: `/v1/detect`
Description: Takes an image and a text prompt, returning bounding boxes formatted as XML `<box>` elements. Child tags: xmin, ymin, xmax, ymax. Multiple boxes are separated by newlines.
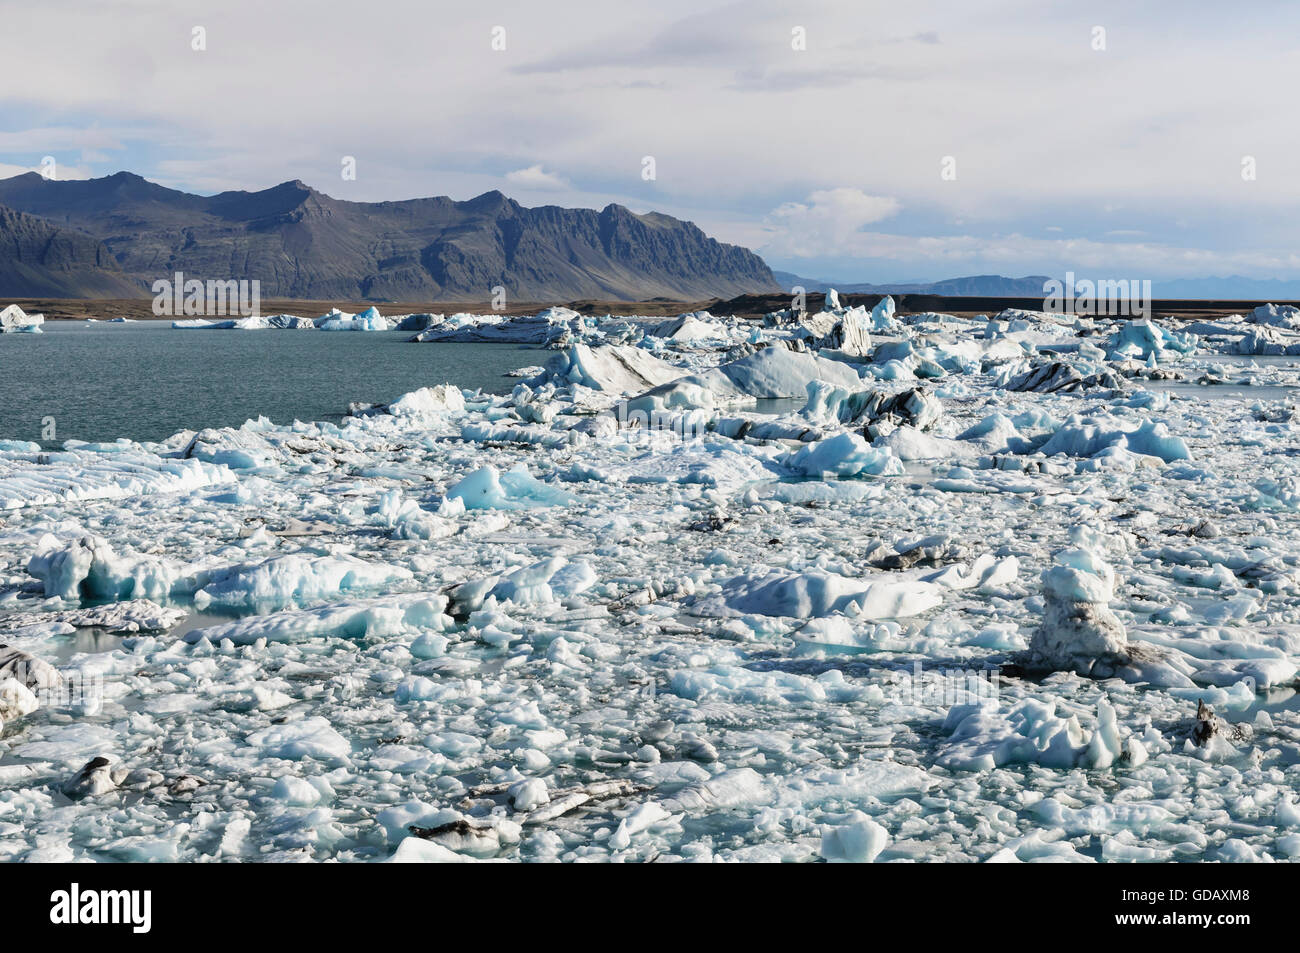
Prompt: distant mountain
<box><xmin>0</xmin><ymin>204</ymin><xmax>141</xmax><ymax>297</ymax></box>
<box><xmin>0</xmin><ymin>172</ymin><xmax>779</xmax><ymax>302</ymax></box>
<box><xmin>773</xmin><ymin>271</ymin><xmax>1051</xmax><ymax>297</ymax></box>
<box><xmin>774</xmin><ymin>270</ymin><xmax>1300</xmax><ymax>302</ymax></box>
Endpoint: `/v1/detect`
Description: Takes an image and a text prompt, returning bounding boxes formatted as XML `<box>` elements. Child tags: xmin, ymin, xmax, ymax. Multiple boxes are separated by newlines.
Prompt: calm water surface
<box><xmin>0</xmin><ymin>321</ymin><xmax>540</xmax><ymax>446</ymax></box>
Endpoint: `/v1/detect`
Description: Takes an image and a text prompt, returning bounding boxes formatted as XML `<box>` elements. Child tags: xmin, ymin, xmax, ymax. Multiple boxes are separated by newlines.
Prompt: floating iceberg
<box><xmin>535</xmin><ymin>344</ymin><xmax>682</xmax><ymax>395</ymax></box>
<box><xmin>317</xmin><ymin>306</ymin><xmax>389</xmax><ymax>331</ymax></box>
<box><xmin>1004</xmin><ymin>361</ymin><xmax>1125</xmax><ymax>394</ymax></box>
<box><xmin>627</xmin><ymin>345</ymin><xmax>862</xmax><ymax>413</ymax></box>
<box><xmin>798</xmin><ymin>306</ymin><xmax>873</xmax><ymax>357</ymax></box>
<box><xmin>779</xmin><ymin>432</ymin><xmax>904</xmax><ymax>478</ymax></box>
<box><xmin>183</xmin><ymin>593</ymin><xmax>450</xmax><ymax>645</ymax></box>
<box><xmin>172</xmin><ymin>314</ymin><xmax>315</xmax><ymax>330</ymax></box>
<box><xmin>645</xmin><ymin>312</ymin><xmax>735</xmax><ymax>345</ymax></box>
<box><xmin>27</xmin><ymin>534</ymin><xmax>183</xmax><ymax>603</ymax></box>
<box><xmin>802</xmin><ymin>382</ymin><xmax>942</xmax><ymax>436</ymax></box>
<box><xmin>411</xmin><ymin>308</ymin><xmax>596</xmax><ymax>345</ymax></box>
<box><xmin>385</xmin><ymin>384</ymin><xmax>467</xmax><ymax>417</ymax></box>
<box><xmin>1019</xmin><ymin>544</ymin><xmax>1134</xmax><ymax>678</ymax></box>
<box><xmin>698</xmin><ymin>569</ymin><xmax>943</xmax><ymax>620</ymax></box>
<box><xmin>939</xmin><ymin>698</ymin><xmax>1145</xmax><ymax>771</ymax></box>
<box><xmin>1038</xmin><ymin>415</ymin><xmax>1190</xmax><ymax>464</ymax></box>
<box><xmin>0</xmin><ymin>304</ymin><xmax>44</xmax><ymax>333</ymax></box>
<box><xmin>1106</xmin><ymin>319</ymin><xmax>1197</xmax><ymax>359</ymax></box>
<box><xmin>446</xmin><ymin>464</ymin><xmax>577</xmax><ymax>510</ymax></box>
<box><xmin>1249</xmin><ymin>303</ymin><xmax>1300</xmax><ymax>330</ymax></box>
<box><xmin>193</xmin><ymin>553</ymin><xmax>415</xmax><ymax>612</ymax></box>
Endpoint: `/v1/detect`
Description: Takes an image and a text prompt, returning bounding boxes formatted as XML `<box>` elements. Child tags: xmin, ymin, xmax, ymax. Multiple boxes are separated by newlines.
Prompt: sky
<box><xmin>2</xmin><ymin>0</ymin><xmax>1298</xmax><ymax>283</ymax></box>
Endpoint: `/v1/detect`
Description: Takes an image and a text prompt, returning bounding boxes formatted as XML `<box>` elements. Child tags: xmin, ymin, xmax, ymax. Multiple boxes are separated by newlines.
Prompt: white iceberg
<box><xmin>627</xmin><ymin>346</ymin><xmax>863</xmax><ymax>413</ymax></box>
<box><xmin>0</xmin><ymin>304</ymin><xmax>44</xmax><ymax>333</ymax></box>
<box><xmin>446</xmin><ymin>464</ymin><xmax>577</xmax><ymax>510</ymax></box>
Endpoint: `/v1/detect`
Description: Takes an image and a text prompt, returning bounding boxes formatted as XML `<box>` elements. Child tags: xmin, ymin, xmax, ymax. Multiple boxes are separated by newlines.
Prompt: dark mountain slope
<box><xmin>0</xmin><ymin>172</ymin><xmax>778</xmax><ymax>301</ymax></box>
<box><xmin>0</xmin><ymin>203</ymin><xmax>142</xmax><ymax>298</ymax></box>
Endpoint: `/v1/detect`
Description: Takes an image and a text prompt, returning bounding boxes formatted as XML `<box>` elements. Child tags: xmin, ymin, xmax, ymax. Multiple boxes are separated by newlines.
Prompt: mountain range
<box><xmin>773</xmin><ymin>270</ymin><xmax>1300</xmax><ymax>302</ymax></box>
<box><xmin>0</xmin><ymin>172</ymin><xmax>778</xmax><ymax>302</ymax></box>
<box><xmin>772</xmin><ymin>272</ymin><xmax>1052</xmax><ymax>297</ymax></box>
<box><xmin>3</xmin><ymin>171</ymin><xmax>1295</xmax><ymax>305</ymax></box>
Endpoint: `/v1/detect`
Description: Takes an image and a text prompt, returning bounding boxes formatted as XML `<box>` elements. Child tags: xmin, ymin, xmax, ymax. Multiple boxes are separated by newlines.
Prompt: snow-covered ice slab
<box><xmin>0</xmin><ymin>447</ymin><xmax>234</xmax><ymax>510</ymax></box>
<box><xmin>182</xmin><ymin>592</ymin><xmax>451</xmax><ymax>645</ymax></box>
<box><xmin>628</xmin><ymin>345</ymin><xmax>863</xmax><ymax>412</ymax></box>
<box><xmin>535</xmin><ymin>343</ymin><xmax>683</xmax><ymax>395</ymax></box>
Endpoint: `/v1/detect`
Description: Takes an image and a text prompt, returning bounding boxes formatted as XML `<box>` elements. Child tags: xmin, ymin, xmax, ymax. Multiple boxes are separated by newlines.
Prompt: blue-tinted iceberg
<box><xmin>446</xmin><ymin>464</ymin><xmax>577</xmax><ymax>510</ymax></box>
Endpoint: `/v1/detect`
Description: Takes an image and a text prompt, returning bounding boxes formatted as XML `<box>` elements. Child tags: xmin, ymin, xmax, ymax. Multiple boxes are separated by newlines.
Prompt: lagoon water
<box><xmin>0</xmin><ymin>321</ymin><xmax>536</xmax><ymax>446</ymax></box>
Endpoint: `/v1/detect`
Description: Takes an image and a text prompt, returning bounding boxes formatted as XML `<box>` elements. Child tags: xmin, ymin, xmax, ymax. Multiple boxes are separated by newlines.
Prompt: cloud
<box><xmin>766</xmin><ymin>228</ymin><xmax>1300</xmax><ymax>280</ymax></box>
<box><xmin>511</xmin><ymin>0</ymin><xmax>761</xmax><ymax>74</ymax></box>
<box><xmin>504</xmin><ymin>165</ymin><xmax>570</xmax><ymax>191</ymax></box>
<box><xmin>0</xmin><ymin>161</ymin><xmax>93</xmax><ymax>181</ymax></box>
<box><xmin>3</xmin><ymin>1</ymin><xmax>1300</xmax><ymax>278</ymax></box>
<box><xmin>762</xmin><ymin>189</ymin><xmax>902</xmax><ymax>258</ymax></box>
<box><xmin>0</xmin><ymin>127</ymin><xmax>125</xmax><ymax>153</ymax></box>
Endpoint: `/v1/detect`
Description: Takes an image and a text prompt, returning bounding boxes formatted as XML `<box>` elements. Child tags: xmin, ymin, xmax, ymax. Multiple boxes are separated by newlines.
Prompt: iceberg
<box><xmin>645</xmin><ymin>312</ymin><xmax>735</xmax><ymax>344</ymax></box>
<box><xmin>535</xmin><ymin>343</ymin><xmax>682</xmax><ymax>395</ymax></box>
<box><xmin>446</xmin><ymin>464</ymin><xmax>577</xmax><ymax>510</ymax></box>
<box><xmin>317</xmin><ymin>306</ymin><xmax>389</xmax><ymax>331</ymax></box>
<box><xmin>183</xmin><ymin>593</ymin><xmax>450</xmax><ymax>645</ymax></box>
<box><xmin>173</xmin><ymin>314</ymin><xmax>315</xmax><ymax>330</ymax></box>
<box><xmin>1013</xmin><ymin>529</ymin><xmax>1195</xmax><ymax>686</ymax></box>
<box><xmin>699</xmin><ymin>569</ymin><xmax>943</xmax><ymax>620</ymax></box>
<box><xmin>193</xmin><ymin>553</ymin><xmax>414</xmax><ymax>612</ymax></box>
<box><xmin>801</xmin><ymin>382</ymin><xmax>942</xmax><ymax>436</ymax></box>
<box><xmin>870</xmin><ymin>295</ymin><xmax>896</xmax><ymax>329</ymax></box>
<box><xmin>0</xmin><ymin>304</ymin><xmax>44</xmax><ymax>333</ymax></box>
<box><xmin>627</xmin><ymin>345</ymin><xmax>863</xmax><ymax>413</ymax></box>
<box><xmin>385</xmin><ymin>384</ymin><xmax>467</xmax><ymax>417</ymax></box>
<box><xmin>411</xmin><ymin>307</ymin><xmax>598</xmax><ymax>346</ymax></box>
<box><xmin>27</xmin><ymin>534</ymin><xmax>183</xmax><ymax>603</ymax></box>
<box><xmin>0</xmin><ymin>446</ymin><xmax>234</xmax><ymax>510</ymax></box>
<box><xmin>1039</xmin><ymin>415</ymin><xmax>1190</xmax><ymax>464</ymax></box>
<box><xmin>938</xmin><ymin>698</ymin><xmax>1145</xmax><ymax>771</ymax></box>
<box><xmin>798</xmin><ymin>306</ymin><xmax>873</xmax><ymax>357</ymax></box>
<box><xmin>1004</xmin><ymin>361</ymin><xmax>1125</xmax><ymax>394</ymax></box>
<box><xmin>779</xmin><ymin>432</ymin><xmax>904</xmax><ymax>478</ymax></box>
<box><xmin>1106</xmin><ymin>319</ymin><xmax>1197</xmax><ymax>358</ymax></box>
<box><xmin>1249</xmin><ymin>303</ymin><xmax>1300</xmax><ymax>329</ymax></box>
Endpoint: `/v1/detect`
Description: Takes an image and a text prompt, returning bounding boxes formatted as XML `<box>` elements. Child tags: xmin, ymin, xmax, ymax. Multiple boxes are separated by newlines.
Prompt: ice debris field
<box><xmin>5</xmin><ymin>295</ymin><xmax>1300</xmax><ymax>862</ymax></box>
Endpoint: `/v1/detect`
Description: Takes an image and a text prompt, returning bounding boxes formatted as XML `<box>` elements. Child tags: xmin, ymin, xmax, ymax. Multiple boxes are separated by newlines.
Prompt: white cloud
<box><xmin>2</xmin><ymin>1</ymin><xmax>1299</xmax><ymax>277</ymax></box>
<box><xmin>504</xmin><ymin>164</ymin><xmax>569</xmax><ymax>191</ymax></box>
<box><xmin>761</xmin><ymin>189</ymin><xmax>902</xmax><ymax>258</ymax></box>
<box><xmin>0</xmin><ymin>161</ymin><xmax>93</xmax><ymax>181</ymax></box>
<box><xmin>0</xmin><ymin>127</ymin><xmax>124</xmax><ymax>153</ymax></box>
<box><xmin>767</xmin><ymin>228</ymin><xmax>1300</xmax><ymax>280</ymax></box>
